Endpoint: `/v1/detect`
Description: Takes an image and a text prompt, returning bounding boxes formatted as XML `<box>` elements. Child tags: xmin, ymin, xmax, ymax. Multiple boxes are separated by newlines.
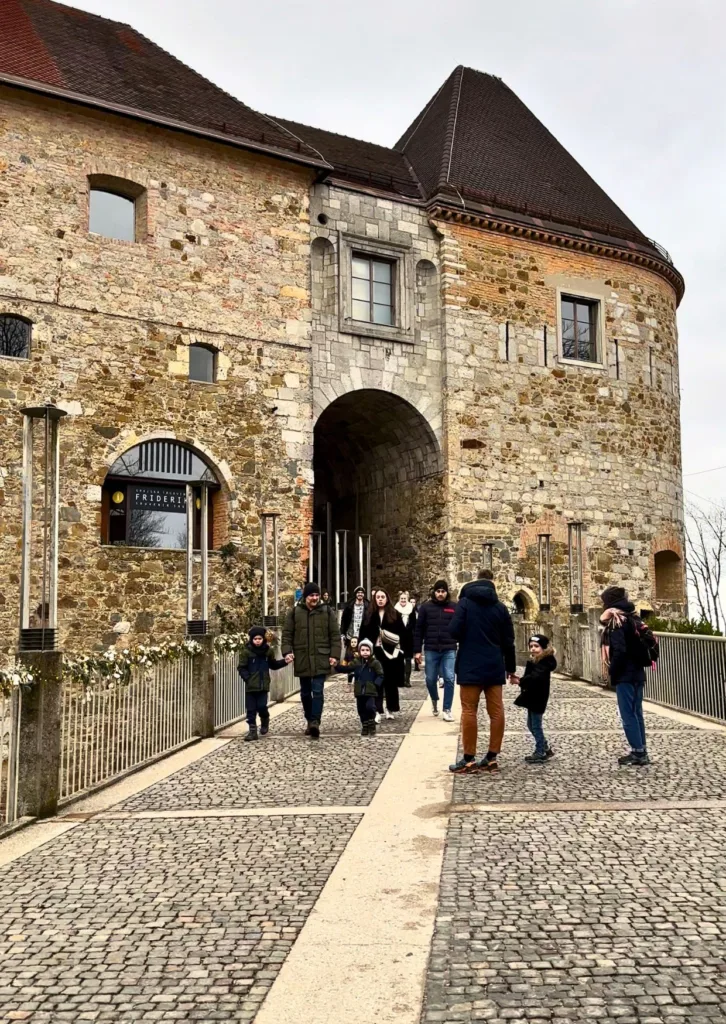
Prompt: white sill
<box><xmin>88</xmin><ymin>231</ymin><xmax>140</xmax><ymax>245</ymax></box>
<box><xmin>102</xmin><ymin>545</ymin><xmax>219</xmax><ymax>554</ymax></box>
<box><xmin>189</xmin><ymin>379</ymin><xmax>217</xmax><ymax>386</ymax></box>
<box><xmin>557</xmin><ymin>357</ymin><xmax>606</xmax><ymax>370</ymax></box>
<box><xmin>0</xmin><ymin>354</ymin><xmax>31</xmax><ymax>362</ymax></box>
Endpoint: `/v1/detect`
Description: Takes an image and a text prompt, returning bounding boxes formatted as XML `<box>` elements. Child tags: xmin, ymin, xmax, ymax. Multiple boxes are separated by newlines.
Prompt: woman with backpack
<box><xmin>600</xmin><ymin>585</ymin><xmax>658</xmax><ymax>767</ymax></box>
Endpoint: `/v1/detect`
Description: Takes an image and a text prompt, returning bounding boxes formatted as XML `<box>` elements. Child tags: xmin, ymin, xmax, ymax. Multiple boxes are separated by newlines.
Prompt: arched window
<box><xmin>88</xmin><ymin>175</ymin><xmax>146</xmax><ymax>242</ymax></box>
<box><xmin>189</xmin><ymin>344</ymin><xmax>217</xmax><ymax>383</ymax></box>
<box><xmin>654</xmin><ymin>550</ymin><xmax>682</xmax><ymax>602</ymax></box>
<box><xmin>0</xmin><ymin>314</ymin><xmax>31</xmax><ymax>359</ymax></box>
<box><xmin>101</xmin><ymin>440</ymin><xmax>220</xmax><ymax>550</ymax></box>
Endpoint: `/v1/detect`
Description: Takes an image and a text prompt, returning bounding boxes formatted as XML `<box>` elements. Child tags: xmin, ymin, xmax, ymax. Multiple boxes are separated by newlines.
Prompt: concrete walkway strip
<box><xmin>451</xmin><ymin>797</ymin><xmax>726</xmax><ymax>813</ymax></box>
<box><xmin>254</xmin><ymin>698</ymin><xmax>461</xmax><ymax>1024</ymax></box>
<box><xmin>100</xmin><ymin>805</ymin><xmax>367</xmax><ymax>819</ymax></box>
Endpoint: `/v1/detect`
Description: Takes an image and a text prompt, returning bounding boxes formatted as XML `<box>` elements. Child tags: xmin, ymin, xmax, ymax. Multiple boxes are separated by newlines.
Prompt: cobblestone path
<box><xmin>423</xmin><ymin>682</ymin><xmax>726</xmax><ymax>1024</ymax></box>
<box><xmin>0</xmin><ymin>675</ymin><xmax>724</xmax><ymax>1023</ymax></box>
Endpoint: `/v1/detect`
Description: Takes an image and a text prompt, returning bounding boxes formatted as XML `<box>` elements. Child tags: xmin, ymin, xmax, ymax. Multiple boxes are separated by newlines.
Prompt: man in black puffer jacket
<box><xmin>448</xmin><ymin>569</ymin><xmax>516</xmax><ymax>774</ymax></box>
<box><xmin>413</xmin><ymin>580</ymin><xmax>457</xmax><ymax>720</ymax></box>
<box><xmin>600</xmin><ymin>585</ymin><xmax>651</xmax><ymax>766</ymax></box>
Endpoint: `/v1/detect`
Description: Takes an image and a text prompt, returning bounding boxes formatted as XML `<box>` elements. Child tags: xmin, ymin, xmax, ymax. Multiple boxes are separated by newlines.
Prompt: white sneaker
<box><xmin>432</xmin><ymin>702</ymin><xmax>439</xmax><ymax>716</ymax></box>
<box><xmin>384</xmin><ymin>709</ymin><xmax>393</xmax><ymax>720</ymax></box>
<box><xmin>442</xmin><ymin>710</ymin><xmax>454</xmax><ymax>722</ymax></box>
<box><xmin>375</xmin><ymin>712</ymin><xmax>381</xmax><ymax>724</ymax></box>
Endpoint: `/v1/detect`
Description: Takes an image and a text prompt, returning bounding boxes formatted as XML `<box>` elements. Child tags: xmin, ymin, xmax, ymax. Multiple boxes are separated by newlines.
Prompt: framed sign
<box><xmin>132</xmin><ymin>485</ymin><xmax>187</xmax><ymax>513</ymax></box>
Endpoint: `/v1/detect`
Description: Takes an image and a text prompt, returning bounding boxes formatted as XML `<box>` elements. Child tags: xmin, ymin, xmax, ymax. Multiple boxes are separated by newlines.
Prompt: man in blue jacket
<box><xmin>448</xmin><ymin>569</ymin><xmax>516</xmax><ymax>774</ymax></box>
<box><xmin>413</xmin><ymin>580</ymin><xmax>458</xmax><ymax>720</ymax></box>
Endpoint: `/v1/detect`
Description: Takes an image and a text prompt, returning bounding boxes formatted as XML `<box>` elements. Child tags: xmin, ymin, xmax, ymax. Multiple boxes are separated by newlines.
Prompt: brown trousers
<box><xmin>460</xmin><ymin>684</ymin><xmax>505</xmax><ymax>758</ymax></box>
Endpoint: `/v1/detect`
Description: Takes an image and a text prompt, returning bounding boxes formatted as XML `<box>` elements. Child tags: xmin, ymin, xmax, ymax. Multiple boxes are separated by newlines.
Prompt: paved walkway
<box><xmin>1</xmin><ymin>675</ymin><xmax>726</xmax><ymax>1022</ymax></box>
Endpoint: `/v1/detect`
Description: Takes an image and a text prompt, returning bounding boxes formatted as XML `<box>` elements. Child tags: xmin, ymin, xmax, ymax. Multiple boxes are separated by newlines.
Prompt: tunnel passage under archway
<box><xmin>313</xmin><ymin>389</ymin><xmax>446</xmax><ymax>603</ymax></box>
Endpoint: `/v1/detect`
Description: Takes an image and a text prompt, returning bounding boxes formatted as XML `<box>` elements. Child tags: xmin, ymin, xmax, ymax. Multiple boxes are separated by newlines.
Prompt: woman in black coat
<box><xmin>362</xmin><ymin>589</ymin><xmax>405</xmax><ymax>718</ymax></box>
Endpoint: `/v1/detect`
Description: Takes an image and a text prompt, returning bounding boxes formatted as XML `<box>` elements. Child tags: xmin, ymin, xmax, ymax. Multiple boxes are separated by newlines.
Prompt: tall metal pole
<box><xmin>261</xmin><ymin>516</ymin><xmax>269</xmax><ymax>618</ymax></box>
<box><xmin>185</xmin><ymin>484</ymin><xmax>194</xmax><ymax>624</ymax></box>
<box><xmin>19</xmin><ymin>415</ymin><xmax>33</xmax><ymax>632</ymax></box>
<box><xmin>358</xmin><ymin>536</ymin><xmax>364</xmax><ymax>593</ymax></box>
<box><xmin>326</xmin><ymin>501</ymin><xmax>333</xmax><ymax>596</ymax></box>
<box><xmin>316</xmin><ymin>533</ymin><xmax>322</xmax><ymax>585</ymax></box>
<box><xmin>200</xmin><ymin>485</ymin><xmax>209</xmax><ymax>628</ymax></box>
<box><xmin>365</xmin><ymin>536</ymin><xmax>371</xmax><ymax>596</ymax></box>
<box><xmin>272</xmin><ymin>515</ymin><xmax>279</xmax><ymax>619</ymax></box>
<box><xmin>308</xmin><ymin>533</ymin><xmax>314</xmax><ymax>583</ymax></box>
<box><xmin>334</xmin><ymin>530</ymin><xmax>341</xmax><ymax>607</ymax></box>
<box><xmin>342</xmin><ymin>530</ymin><xmax>348</xmax><ymax>606</ymax></box>
<box><xmin>48</xmin><ymin>414</ymin><xmax>61</xmax><ymax>631</ymax></box>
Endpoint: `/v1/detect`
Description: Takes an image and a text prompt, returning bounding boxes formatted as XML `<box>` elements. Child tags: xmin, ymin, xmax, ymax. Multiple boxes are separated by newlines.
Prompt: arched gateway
<box><xmin>313</xmin><ymin>389</ymin><xmax>445</xmax><ymax>602</ymax></box>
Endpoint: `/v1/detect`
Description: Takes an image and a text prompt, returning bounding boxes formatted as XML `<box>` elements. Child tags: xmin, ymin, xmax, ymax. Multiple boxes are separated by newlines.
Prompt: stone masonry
<box><xmin>0</xmin><ymin>60</ymin><xmax>686</xmax><ymax>662</ymax></box>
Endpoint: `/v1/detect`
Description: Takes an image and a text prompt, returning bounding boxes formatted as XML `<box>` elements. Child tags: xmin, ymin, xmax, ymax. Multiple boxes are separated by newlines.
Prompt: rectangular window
<box><xmin>351</xmin><ymin>255</ymin><xmax>394</xmax><ymax>326</ymax></box>
<box><xmin>538</xmin><ymin>534</ymin><xmax>551</xmax><ymax>610</ymax></box>
<box><xmin>561</xmin><ymin>295</ymin><xmax>599</xmax><ymax>363</ymax></box>
<box><xmin>568</xmin><ymin>522</ymin><xmax>584</xmax><ymax>613</ymax></box>
<box><xmin>483</xmin><ymin>543</ymin><xmax>494</xmax><ymax>572</ymax></box>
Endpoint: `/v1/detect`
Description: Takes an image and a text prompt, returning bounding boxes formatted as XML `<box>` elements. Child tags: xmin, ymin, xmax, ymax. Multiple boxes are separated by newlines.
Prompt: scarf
<box><xmin>600</xmin><ymin>607</ymin><xmax>626</xmax><ymax>673</ymax></box>
<box><xmin>352</xmin><ymin>602</ymin><xmax>364</xmax><ymax>636</ymax></box>
<box><xmin>394</xmin><ymin>600</ymin><xmax>415</xmax><ymax>627</ymax></box>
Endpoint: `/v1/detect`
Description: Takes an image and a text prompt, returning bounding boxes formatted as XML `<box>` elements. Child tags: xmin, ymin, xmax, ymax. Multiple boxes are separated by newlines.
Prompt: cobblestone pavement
<box><xmin>424</xmin><ymin>808</ymin><xmax>726</xmax><ymax>1024</ymax></box>
<box><xmin>121</xmin><ymin>734</ymin><xmax>404</xmax><ymax>811</ymax></box>
<box><xmin>423</xmin><ymin>676</ymin><xmax>726</xmax><ymax>1024</ymax></box>
<box><xmin>0</xmin><ymin>815</ymin><xmax>360</xmax><ymax>1021</ymax></box>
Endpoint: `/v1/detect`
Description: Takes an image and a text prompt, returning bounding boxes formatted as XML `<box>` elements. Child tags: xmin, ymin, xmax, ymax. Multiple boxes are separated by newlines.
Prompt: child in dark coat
<box><xmin>238</xmin><ymin>626</ymin><xmax>287</xmax><ymax>741</ymax></box>
<box><xmin>513</xmin><ymin>633</ymin><xmax>557</xmax><ymax>763</ymax></box>
<box><xmin>349</xmin><ymin>638</ymin><xmax>384</xmax><ymax>737</ymax></box>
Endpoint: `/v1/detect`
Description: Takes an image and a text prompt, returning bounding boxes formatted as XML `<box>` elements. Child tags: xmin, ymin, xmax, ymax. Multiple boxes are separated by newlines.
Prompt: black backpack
<box><xmin>626</xmin><ymin>615</ymin><xmax>660</xmax><ymax>668</ymax></box>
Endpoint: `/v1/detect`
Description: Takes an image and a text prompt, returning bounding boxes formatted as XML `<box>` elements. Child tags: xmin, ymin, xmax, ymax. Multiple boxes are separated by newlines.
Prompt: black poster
<box><xmin>132</xmin><ymin>485</ymin><xmax>186</xmax><ymax>513</ymax></box>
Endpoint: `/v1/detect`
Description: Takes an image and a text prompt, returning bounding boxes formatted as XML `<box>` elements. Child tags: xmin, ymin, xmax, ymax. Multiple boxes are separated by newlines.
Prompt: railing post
<box><xmin>15</xmin><ymin>649</ymin><xmax>63</xmax><ymax>819</ymax></box>
<box><xmin>192</xmin><ymin>635</ymin><xmax>215</xmax><ymax>738</ymax></box>
<box><xmin>569</xmin><ymin>614</ymin><xmax>584</xmax><ymax>679</ymax></box>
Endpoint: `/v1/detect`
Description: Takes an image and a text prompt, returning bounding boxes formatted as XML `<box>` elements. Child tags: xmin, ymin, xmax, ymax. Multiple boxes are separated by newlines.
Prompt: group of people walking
<box><xmin>239</xmin><ymin>569</ymin><xmax>657</xmax><ymax>772</ymax></box>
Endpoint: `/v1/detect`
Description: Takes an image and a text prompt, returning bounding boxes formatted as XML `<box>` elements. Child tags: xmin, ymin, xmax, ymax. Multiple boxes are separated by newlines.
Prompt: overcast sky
<box><xmin>73</xmin><ymin>0</ymin><xmax>726</xmax><ymax>506</ymax></box>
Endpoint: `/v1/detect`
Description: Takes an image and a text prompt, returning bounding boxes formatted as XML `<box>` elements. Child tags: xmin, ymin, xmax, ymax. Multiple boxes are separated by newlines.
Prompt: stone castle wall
<box><xmin>437</xmin><ymin>222</ymin><xmax>684</xmax><ymax>612</ymax></box>
<box><xmin>0</xmin><ymin>89</ymin><xmax>316</xmax><ymax>659</ymax></box>
<box><xmin>0</xmin><ymin>89</ymin><xmax>686</xmax><ymax>663</ymax></box>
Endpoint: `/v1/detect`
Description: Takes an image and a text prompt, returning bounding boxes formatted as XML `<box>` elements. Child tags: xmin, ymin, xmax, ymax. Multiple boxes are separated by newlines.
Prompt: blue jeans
<box><xmin>245</xmin><ymin>690</ymin><xmax>269</xmax><ymax>728</ymax></box>
<box><xmin>616</xmin><ymin>681</ymin><xmax>647</xmax><ymax>752</ymax></box>
<box><xmin>300</xmin><ymin>675</ymin><xmax>326</xmax><ymax>724</ymax></box>
<box><xmin>424</xmin><ymin>649</ymin><xmax>456</xmax><ymax>712</ymax></box>
<box><xmin>527</xmin><ymin>710</ymin><xmax>548</xmax><ymax>755</ymax></box>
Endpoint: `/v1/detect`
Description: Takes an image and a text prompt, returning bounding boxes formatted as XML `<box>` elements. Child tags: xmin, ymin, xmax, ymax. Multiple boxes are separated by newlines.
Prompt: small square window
<box><xmin>560</xmin><ymin>295</ymin><xmax>599</xmax><ymax>363</ymax></box>
<box><xmin>350</xmin><ymin>254</ymin><xmax>395</xmax><ymax>325</ymax></box>
<box><xmin>0</xmin><ymin>315</ymin><xmax>31</xmax><ymax>359</ymax></box>
<box><xmin>89</xmin><ymin>189</ymin><xmax>136</xmax><ymax>242</ymax></box>
<box><xmin>189</xmin><ymin>344</ymin><xmax>216</xmax><ymax>383</ymax></box>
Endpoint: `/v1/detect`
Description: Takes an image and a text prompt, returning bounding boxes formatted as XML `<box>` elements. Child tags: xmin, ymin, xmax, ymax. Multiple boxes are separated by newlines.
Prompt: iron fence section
<box><xmin>646</xmin><ymin>633</ymin><xmax>726</xmax><ymax>724</ymax></box>
<box><xmin>0</xmin><ymin>687</ymin><xmax>21</xmax><ymax>825</ymax></box>
<box><xmin>59</xmin><ymin>655</ymin><xmax>194</xmax><ymax>802</ymax></box>
<box><xmin>214</xmin><ymin>649</ymin><xmax>245</xmax><ymax>729</ymax></box>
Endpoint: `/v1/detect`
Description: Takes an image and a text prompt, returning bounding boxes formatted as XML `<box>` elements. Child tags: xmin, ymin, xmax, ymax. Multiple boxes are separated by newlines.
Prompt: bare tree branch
<box><xmin>685</xmin><ymin>501</ymin><xmax>726</xmax><ymax>631</ymax></box>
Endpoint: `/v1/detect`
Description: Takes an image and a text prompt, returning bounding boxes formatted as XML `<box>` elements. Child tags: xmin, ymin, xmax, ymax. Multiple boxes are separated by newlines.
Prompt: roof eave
<box><xmin>428</xmin><ymin>196</ymin><xmax>685</xmax><ymax>306</ymax></box>
<box><xmin>0</xmin><ymin>72</ymin><xmax>333</xmax><ymax>172</ymax></box>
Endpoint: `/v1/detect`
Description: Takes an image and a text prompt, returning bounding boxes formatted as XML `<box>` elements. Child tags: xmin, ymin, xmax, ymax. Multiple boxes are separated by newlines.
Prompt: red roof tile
<box><xmin>0</xmin><ymin>0</ymin><xmax>328</xmax><ymax>166</ymax></box>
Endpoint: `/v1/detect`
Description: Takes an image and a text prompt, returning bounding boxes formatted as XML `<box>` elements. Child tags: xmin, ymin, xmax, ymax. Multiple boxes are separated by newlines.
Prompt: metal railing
<box><xmin>59</xmin><ymin>655</ymin><xmax>195</xmax><ymax>802</ymax></box>
<box><xmin>1</xmin><ymin>688</ymin><xmax>21</xmax><ymax>826</ymax></box>
<box><xmin>214</xmin><ymin>649</ymin><xmax>245</xmax><ymax>729</ymax></box>
<box><xmin>646</xmin><ymin>632</ymin><xmax>726</xmax><ymax>724</ymax></box>
<box><xmin>580</xmin><ymin>625</ymin><xmax>595</xmax><ymax>683</ymax></box>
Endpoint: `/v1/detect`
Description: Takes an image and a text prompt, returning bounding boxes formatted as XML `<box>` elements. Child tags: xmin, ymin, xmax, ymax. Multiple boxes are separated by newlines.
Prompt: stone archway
<box><xmin>313</xmin><ymin>388</ymin><xmax>445</xmax><ymax>601</ymax></box>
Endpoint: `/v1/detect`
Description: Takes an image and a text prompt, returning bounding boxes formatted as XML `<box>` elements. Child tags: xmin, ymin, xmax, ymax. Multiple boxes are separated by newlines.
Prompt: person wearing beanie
<box><xmin>448</xmin><ymin>568</ymin><xmax>516</xmax><ymax>775</ymax></box>
<box><xmin>600</xmin><ymin>585</ymin><xmax>654</xmax><ymax>767</ymax></box>
<box><xmin>238</xmin><ymin>626</ymin><xmax>287</xmax><ymax>741</ymax></box>
<box><xmin>348</xmin><ymin>637</ymin><xmax>384</xmax><ymax>736</ymax></box>
<box><xmin>282</xmin><ymin>581</ymin><xmax>341</xmax><ymax>739</ymax></box>
<box><xmin>413</xmin><ymin>580</ymin><xmax>458</xmax><ymax>720</ymax></box>
<box><xmin>512</xmin><ymin>634</ymin><xmax>557</xmax><ymax>763</ymax></box>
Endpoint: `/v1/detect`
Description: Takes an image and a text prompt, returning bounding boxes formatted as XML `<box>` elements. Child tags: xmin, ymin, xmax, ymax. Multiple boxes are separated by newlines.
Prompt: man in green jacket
<box><xmin>282</xmin><ymin>581</ymin><xmax>341</xmax><ymax>738</ymax></box>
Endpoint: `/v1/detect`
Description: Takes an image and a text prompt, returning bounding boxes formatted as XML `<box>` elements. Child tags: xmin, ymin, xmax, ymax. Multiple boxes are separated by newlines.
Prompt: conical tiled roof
<box><xmin>396</xmin><ymin>66</ymin><xmax>645</xmax><ymax>240</ymax></box>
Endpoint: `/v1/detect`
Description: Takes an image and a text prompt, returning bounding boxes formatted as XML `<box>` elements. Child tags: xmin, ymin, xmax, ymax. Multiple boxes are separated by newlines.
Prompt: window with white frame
<box><xmin>351</xmin><ymin>254</ymin><xmax>394</xmax><ymax>326</ymax></box>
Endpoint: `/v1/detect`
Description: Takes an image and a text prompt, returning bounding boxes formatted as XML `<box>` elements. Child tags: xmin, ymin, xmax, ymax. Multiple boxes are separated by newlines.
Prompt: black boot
<box><xmin>260</xmin><ymin>715</ymin><xmax>270</xmax><ymax>736</ymax></box>
<box><xmin>244</xmin><ymin>726</ymin><xmax>258</xmax><ymax>742</ymax></box>
<box><xmin>309</xmin><ymin>720</ymin><xmax>320</xmax><ymax>739</ymax></box>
